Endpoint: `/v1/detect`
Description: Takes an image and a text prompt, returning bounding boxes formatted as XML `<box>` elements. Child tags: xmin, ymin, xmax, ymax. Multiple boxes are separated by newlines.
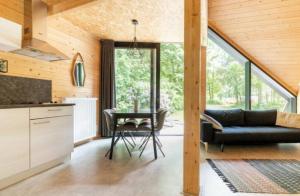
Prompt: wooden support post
<box><xmin>297</xmin><ymin>83</ymin><xmax>300</xmax><ymax>114</ymax></box>
<box><xmin>183</xmin><ymin>0</ymin><xmax>202</xmax><ymax>195</ymax></box>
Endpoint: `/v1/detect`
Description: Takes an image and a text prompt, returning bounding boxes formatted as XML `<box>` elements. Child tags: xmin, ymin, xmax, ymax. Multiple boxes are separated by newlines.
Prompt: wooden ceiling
<box><xmin>50</xmin><ymin>0</ymin><xmax>183</xmax><ymax>42</ymax></box>
<box><xmin>46</xmin><ymin>0</ymin><xmax>300</xmax><ymax>94</ymax></box>
<box><xmin>209</xmin><ymin>0</ymin><xmax>300</xmax><ymax>94</ymax></box>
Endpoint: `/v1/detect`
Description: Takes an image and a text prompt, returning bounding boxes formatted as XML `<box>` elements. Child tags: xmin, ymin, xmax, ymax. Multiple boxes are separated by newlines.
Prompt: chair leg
<box><xmin>122</xmin><ymin>132</ymin><xmax>135</xmax><ymax>148</ymax></box>
<box><xmin>156</xmin><ymin>137</ymin><xmax>165</xmax><ymax>157</ymax></box>
<box><xmin>139</xmin><ymin>135</ymin><xmax>151</xmax><ymax>158</ymax></box>
<box><xmin>105</xmin><ymin>133</ymin><xmax>121</xmax><ymax>157</ymax></box>
<box><xmin>128</xmin><ymin>132</ymin><xmax>136</xmax><ymax>146</ymax></box>
<box><xmin>220</xmin><ymin>144</ymin><xmax>224</xmax><ymax>152</ymax></box>
<box><xmin>121</xmin><ymin>134</ymin><xmax>132</xmax><ymax>157</ymax></box>
<box><xmin>139</xmin><ymin>133</ymin><xmax>151</xmax><ymax>149</ymax></box>
<box><xmin>139</xmin><ymin>134</ymin><xmax>165</xmax><ymax>158</ymax></box>
<box><xmin>155</xmin><ymin>135</ymin><xmax>162</xmax><ymax>147</ymax></box>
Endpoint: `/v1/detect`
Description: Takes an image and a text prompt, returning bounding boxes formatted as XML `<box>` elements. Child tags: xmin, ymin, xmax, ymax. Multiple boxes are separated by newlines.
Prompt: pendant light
<box><xmin>127</xmin><ymin>19</ymin><xmax>145</xmax><ymax>60</ymax></box>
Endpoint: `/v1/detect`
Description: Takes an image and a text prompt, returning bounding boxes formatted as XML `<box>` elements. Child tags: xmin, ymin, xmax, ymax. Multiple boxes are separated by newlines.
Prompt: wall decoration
<box><xmin>0</xmin><ymin>59</ymin><xmax>8</xmax><ymax>73</ymax></box>
<box><xmin>72</xmin><ymin>53</ymin><xmax>86</xmax><ymax>87</ymax></box>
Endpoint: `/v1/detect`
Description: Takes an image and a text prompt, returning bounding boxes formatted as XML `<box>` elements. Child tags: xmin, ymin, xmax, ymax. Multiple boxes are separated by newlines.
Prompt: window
<box><xmin>160</xmin><ymin>43</ymin><xmax>184</xmax><ymax>121</ymax></box>
<box><xmin>114</xmin><ymin>42</ymin><xmax>160</xmax><ymax>111</ymax></box>
<box><xmin>251</xmin><ymin>65</ymin><xmax>295</xmax><ymax>112</ymax></box>
<box><xmin>115</xmin><ymin>48</ymin><xmax>151</xmax><ymax>111</ymax></box>
<box><xmin>207</xmin><ymin>28</ymin><xmax>296</xmax><ymax>112</ymax></box>
<box><xmin>206</xmin><ymin>30</ymin><xmax>247</xmax><ymax>110</ymax></box>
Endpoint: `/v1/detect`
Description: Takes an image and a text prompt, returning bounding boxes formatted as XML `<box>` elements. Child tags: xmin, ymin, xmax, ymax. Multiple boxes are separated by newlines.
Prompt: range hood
<box><xmin>12</xmin><ymin>0</ymin><xmax>69</xmax><ymax>62</ymax></box>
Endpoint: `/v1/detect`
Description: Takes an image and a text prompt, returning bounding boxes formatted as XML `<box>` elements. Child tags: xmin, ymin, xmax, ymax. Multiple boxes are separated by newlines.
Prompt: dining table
<box><xmin>109</xmin><ymin>109</ymin><xmax>157</xmax><ymax>160</ymax></box>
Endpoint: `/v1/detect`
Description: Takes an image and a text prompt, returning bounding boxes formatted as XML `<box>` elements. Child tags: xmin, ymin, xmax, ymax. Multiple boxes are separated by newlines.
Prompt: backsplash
<box><xmin>0</xmin><ymin>75</ymin><xmax>51</xmax><ymax>105</ymax></box>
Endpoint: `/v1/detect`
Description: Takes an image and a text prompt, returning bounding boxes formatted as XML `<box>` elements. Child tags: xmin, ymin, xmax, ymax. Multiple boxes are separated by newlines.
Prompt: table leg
<box><xmin>151</xmin><ymin>115</ymin><xmax>157</xmax><ymax>159</ymax></box>
<box><xmin>109</xmin><ymin>117</ymin><xmax>117</xmax><ymax>160</ymax></box>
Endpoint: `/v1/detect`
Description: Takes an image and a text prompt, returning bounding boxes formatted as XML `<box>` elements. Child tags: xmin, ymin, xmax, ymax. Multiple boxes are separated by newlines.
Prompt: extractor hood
<box><xmin>12</xmin><ymin>0</ymin><xmax>69</xmax><ymax>62</ymax></box>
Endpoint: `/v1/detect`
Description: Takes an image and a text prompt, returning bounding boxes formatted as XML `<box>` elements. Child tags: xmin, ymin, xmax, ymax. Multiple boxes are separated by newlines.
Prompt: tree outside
<box><xmin>160</xmin><ymin>43</ymin><xmax>184</xmax><ymax>121</ymax></box>
<box><xmin>251</xmin><ymin>73</ymin><xmax>287</xmax><ymax>110</ymax></box>
<box><xmin>115</xmin><ymin>48</ymin><xmax>152</xmax><ymax>111</ymax></box>
<box><xmin>206</xmin><ymin>39</ymin><xmax>288</xmax><ymax>111</ymax></box>
<box><xmin>206</xmin><ymin>39</ymin><xmax>245</xmax><ymax>109</ymax></box>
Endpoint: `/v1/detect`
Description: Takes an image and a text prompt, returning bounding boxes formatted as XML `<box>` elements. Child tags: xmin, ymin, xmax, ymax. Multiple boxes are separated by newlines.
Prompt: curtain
<box><xmin>100</xmin><ymin>39</ymin><xmax>115</xmax><ymax>137</ymax></box>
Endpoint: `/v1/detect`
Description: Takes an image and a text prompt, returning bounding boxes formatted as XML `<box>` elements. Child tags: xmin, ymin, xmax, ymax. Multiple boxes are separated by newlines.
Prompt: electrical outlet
<box><xmin>0</xmin><ymin>59</ymin><xmax>8</xmax><ymax>73</ymax></box>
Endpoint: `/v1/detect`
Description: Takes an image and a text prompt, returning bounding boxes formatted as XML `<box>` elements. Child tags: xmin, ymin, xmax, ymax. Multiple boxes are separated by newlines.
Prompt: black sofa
<box><xmin>200</xmin><ymin>109</ymin><xmax>300</xmax><ymax>151</ymax></box>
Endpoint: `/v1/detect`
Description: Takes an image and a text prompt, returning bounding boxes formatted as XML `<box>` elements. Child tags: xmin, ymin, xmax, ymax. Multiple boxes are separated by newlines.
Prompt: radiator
<box><xmin>63</xmin><ymin>97</ymin><xmax>98</xmax><ymax>143</ymax></box>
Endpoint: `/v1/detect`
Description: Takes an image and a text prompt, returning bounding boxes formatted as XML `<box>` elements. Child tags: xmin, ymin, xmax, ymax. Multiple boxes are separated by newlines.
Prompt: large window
<box><xmin>207</xmin><ymin>38</ymin><xmax>246</xmax><ymax>109</ymax></box>
<box><xmin>160</xmin><ymin>43</ymin><xmax>184</xmax><ymax>121</ymax></box>
<box><xmin>207</xmin><ymin>29</ymin><xmax>296</xmax><ymax>112</ymax></box>
<box><xmin>251</xmin><ymin>65</ymin><xmax>295</xmax><ymax>112</ymax></box>
<box><xmin>114</xmin><ymin>42</ymin><xmax>160</xmax><ymax>111</ymax></box>
<box><xmin>115</xmin><ymin>48</ymin><xmax>151</xmax><ymax>111</ymax></box>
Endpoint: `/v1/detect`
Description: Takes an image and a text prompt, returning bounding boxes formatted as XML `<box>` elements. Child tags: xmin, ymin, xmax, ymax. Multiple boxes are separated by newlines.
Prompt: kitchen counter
<box><xmin>0</xmin><ymin>103</ymin><xmax>75</xmax><ymax>109</ymax></box>
<box><xmin>0</xmin><ymin>105</ymin><xmax>74</xmax><ymax>189</ymax></box>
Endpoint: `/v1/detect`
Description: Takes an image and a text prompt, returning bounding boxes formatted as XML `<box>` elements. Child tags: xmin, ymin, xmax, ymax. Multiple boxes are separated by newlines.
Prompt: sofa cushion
<box><xmin>204</xmin><ymin>109</ymin><xmax>244</xmax><ymax>126</ymax></box>
<box><xmin>244</xmin><ymin>110</ymin><xmax>277</xmax><ymax>126</ymax></box>
<box><xmin>214</xmin><ymin>126</ymin><xmax>300</xmax><ymax>143</ymax></box>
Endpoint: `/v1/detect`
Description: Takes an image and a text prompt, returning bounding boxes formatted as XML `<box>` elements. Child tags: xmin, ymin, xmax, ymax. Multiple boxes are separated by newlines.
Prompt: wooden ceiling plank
<box><xmin>55</xmin><ymin>0</ymin><xmax>183</xmax><ymax>42</ymax></box>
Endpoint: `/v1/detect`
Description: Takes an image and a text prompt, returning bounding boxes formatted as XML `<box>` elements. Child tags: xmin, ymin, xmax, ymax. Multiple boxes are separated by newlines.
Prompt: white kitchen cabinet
<box><xmin>0</xmin><ymin>108</ymin><xmax>30</xmax><ymax>180</ymax></box>
<box><xmin>30</xmin><ymin>115</ymin><xmax>74</xmax><ymax>168</ymax></box>
<box><xmin>30</xmin><ymin>106</ymin><xmax>73</xmax><ymax>119</ymax></box>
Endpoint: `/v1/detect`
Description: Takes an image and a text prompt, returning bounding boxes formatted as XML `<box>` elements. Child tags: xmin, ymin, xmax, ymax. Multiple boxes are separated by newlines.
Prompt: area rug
<box><xmin>207</xmin><ymin>159</ymin><xmax>300</xmax><ymax>194</ymax></box>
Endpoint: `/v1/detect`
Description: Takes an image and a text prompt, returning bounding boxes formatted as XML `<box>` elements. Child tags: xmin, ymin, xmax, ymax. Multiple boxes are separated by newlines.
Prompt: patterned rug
<box><xmin>207</xmin><ymin>159</ymin><xmax>300</xmax><ymax>194</ymax></box>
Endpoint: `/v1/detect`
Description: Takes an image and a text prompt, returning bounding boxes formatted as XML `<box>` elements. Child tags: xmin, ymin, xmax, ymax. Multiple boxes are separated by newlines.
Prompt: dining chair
<box><xmin>137</xmin><ymin>108</ymin><xmax>168</xmax><ymax>157</ymax></box>
<box><xmin>103</xmin><ymin>109</ymin><xmax>136</xmax><ymax>157</ymax></box>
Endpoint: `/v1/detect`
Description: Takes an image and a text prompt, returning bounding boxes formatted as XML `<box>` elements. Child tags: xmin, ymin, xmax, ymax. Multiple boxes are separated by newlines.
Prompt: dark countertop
<box><xmin>0</xmin><ymin>103</ymin><xmax>75</xmax><ymax>109</ymax></box>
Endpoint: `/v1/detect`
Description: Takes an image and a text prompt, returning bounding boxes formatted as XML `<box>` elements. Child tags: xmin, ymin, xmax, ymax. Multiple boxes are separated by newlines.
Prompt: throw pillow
<box><xmin>276</xmin><ymin>112</ymin><xmax>300</xmax><ymax>129</ymax></box>
<box><xmin>200</xmin><ymin>113</ymin><xmax>223</xmax><ymax>131</ymax></box>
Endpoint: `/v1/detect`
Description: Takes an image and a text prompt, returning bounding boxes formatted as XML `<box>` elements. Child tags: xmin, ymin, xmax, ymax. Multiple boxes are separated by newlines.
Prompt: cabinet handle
<box><xmin>33</xmin><ymin>121</ymin><xmax>50</xmax><ymax>125</ymax></box>
<box><xmin>48</xmin><ymin>109</ymin><xmax>62</xmax><ymax>112</ymax></box>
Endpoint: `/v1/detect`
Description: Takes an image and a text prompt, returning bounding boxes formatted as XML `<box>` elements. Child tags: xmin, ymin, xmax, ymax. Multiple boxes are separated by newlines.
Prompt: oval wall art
<box><xmin>72</xmin><ymin>52</ymin><xmax>86</xmax><ymax>87</ymax></box>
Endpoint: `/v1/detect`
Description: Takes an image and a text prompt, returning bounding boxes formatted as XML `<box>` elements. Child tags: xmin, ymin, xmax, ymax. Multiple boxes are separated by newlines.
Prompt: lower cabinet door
<box><xmin>0</xmin><ymin>108</ymin><xmax>30</xmax><ymax>180</ymax></box>
<box><xmin>30</xmin><ymin>116</ymin><xmax>74</xmax><ymax>168</ymax></box>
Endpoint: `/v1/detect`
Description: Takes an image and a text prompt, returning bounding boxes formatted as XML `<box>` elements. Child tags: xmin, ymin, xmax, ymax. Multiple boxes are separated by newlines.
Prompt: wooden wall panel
<box><xmin>0</xmin><ymin>0</ymin><xmax>100</xmax><ymax>127</ymax></box>
<box><xmin>209</xmin><ymin>0</ymin><xmax>300</xmax><ymax>94</ymax></box>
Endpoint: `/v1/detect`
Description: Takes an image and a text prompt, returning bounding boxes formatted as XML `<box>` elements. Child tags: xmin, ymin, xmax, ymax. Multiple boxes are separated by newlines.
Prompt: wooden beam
<box><xmin>47</xmin><ymin>0</ymin><xmax>97</xmax><ymax>15</ymax></box>
<box><xmin>208</xmin><ymin>23</ymin><xmax>297</xmax><ymax>96</ymax></box>
<box><xmin>183</xmin><ymin>0</ymin><xmax>202</xmax><ymax>195</ymax></box>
